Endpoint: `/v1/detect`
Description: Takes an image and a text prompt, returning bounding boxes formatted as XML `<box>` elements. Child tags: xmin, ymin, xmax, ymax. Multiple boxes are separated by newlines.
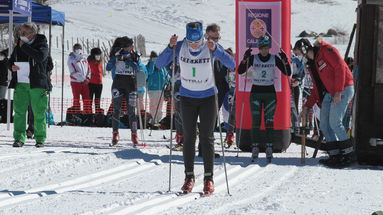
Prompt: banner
<box><xmin>235</xmin><ymin>0</ymin><xmax>291</xmax><ymax>131</ymax></box>
<box><xmin>13</xmin><ymin>0</ymin><xmax>32</xmax><ymax>16</ymax></box>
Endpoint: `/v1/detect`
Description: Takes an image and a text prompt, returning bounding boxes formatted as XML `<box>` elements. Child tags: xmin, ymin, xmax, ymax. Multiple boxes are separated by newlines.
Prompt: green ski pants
<box><xmin>13</xmin><ymin>83</ymin><xmax>48</xmax><ymax>143</ymax></box>
<box><xmin>249</xmin><ymin>92</ymin><xmax>276</xmax><ymax>145</ymax></box>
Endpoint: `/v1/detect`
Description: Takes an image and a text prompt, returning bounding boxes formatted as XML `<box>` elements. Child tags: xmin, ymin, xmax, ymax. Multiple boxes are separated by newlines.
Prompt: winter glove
<box><xmin>131</xmin><ymin>51</ymin><xmax>140</xmax><ymax>63</ymax></box>
<box><xmin>279</xmin><ymin>50</ymin><xmax>288</xmax><ymax>62</ymax></box>
<box><xmin>242</xmin><ymin>48</ymin><xmax>252</xmax><ymax>61</ymax></box>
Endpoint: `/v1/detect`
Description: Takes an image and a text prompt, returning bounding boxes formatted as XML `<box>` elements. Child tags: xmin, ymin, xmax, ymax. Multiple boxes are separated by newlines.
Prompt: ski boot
<box><xmin>251</xmin><ymin>144</ymin><xmax>259</xmax><ymax>162</ymax></box>
<box><xmin>225</xmin><ymin>131</ymin><xmax>234</xmax><ymax>148</ymax></box>
<box><xmin>202</xmin><ymin>178</ymin><xmax>214</xmax><ymax>197</ymax></box>
<box><xmin>131</xmin><ymin>132</ymin><xmax>139</xmax><ymax>147</ymax></box>
<box><xmin>266</xmin><ymin>143</ymin><xmax>273</xmax><ymax>163</ymax></box>
<box><xmin>110</xmin><ymin>131</ymin><xmax>120</xmax><ymax>146</ymax></box>
<box><xmin>13</xmin><ymin>141</ymin><xmax>24</xmax><ymax>147</ymax></box>
<box><xmin>175</xmin><ymin>133</ymin><xmax>184</xmax><ymax>149</ymax></box>
<box><xmin>35</xmin><ymin>142</ymin><xmax>44</xmax><ymax>148</ymax></box>
<box><xmin>181</xmin><ymin>177</ymin><xmax>195</xmax><ymax>194</ymax></box>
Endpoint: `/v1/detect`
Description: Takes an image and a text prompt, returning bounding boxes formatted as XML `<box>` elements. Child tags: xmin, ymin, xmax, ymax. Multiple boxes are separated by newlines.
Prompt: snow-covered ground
<box><xmin>0</xmin><ymin>125</ymin><xmax>382</xmax><ymax>215</ymax></box>
<box><xmin>2</xmin><ymin>0</ymin><xmax>382</xmax><ymax>214</ymax></box>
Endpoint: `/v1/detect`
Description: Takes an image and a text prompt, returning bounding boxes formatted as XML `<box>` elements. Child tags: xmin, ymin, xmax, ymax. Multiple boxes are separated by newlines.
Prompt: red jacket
<box><xmin>88</xmin><ymin>61</ymin><xmax>103</xmax><ymax>84</ymax></box>
<box><xmin>305</xmin><ymin>41</ymin><xmax>354</xmax><ymax>108</ymax></box>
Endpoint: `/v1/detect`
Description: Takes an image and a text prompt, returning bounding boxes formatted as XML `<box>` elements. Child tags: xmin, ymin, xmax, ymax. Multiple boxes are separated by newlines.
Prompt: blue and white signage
<box><xmin>13</xmin><ymin>0</ymin><xmax>31</xmax><ymax>16</ymax></box>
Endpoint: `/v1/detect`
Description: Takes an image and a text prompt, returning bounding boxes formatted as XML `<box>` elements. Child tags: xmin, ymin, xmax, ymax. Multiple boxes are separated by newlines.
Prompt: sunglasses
<box><xmin>187</xmin><ymin>22</ymin><xmax>201</xmax><ymax>29</ymax></box>
<box><xmin>208</xmin><ymin>36</ymin><xmax>221</xmax><ymax>41</ymax></box>
<box><xmin>186</xmin><ymin>39</ymin><xmax>202</xmax><ymax>45</ymax></box>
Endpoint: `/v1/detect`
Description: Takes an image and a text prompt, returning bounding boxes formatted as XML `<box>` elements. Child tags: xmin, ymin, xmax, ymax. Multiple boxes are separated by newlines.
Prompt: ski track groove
<box><xmin>0</xmin><ymin>159</ymin><xmax>161</xmax><ymax>208</ymax></box>
<box><xmin>105</xmin><ymin>163</ymin><xmax>262</xmax><ymax>215</ymax></box>
<box><xmin>0</xmin><ymin>149</ymin><xmax>113</xmax><ymax>175</ymax></box>
<box><xmin>0</xmin><ymin>148</ymin><xmax>79</xmax><ymax>161</ymax></box>
<box><xmin>209</xmin><ymin>166</ymin><xmax>299</xmax><ymax>215</ymax></box>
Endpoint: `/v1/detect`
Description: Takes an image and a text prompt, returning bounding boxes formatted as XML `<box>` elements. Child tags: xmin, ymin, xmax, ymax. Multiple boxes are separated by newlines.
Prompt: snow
<box><xmin>2</xmin><ymin>0</ymin><xmax>382</xmax><ymax>214</ymax></box>
<box><xmin>1</xmin><ymin>125</ymin><xmax>382</xmax><ymax>215</ymax></box>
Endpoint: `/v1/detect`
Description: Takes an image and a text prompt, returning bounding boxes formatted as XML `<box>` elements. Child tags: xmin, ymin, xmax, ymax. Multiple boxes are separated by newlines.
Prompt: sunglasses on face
<box><xmin>210</xmin><ymin>36</ymin><xmax>220</xmax><ymax>41</ymax></box>
<box><xmin>186</xmin><ymin>39</ymin><xmax>202</xmax><ymax>45</ymax></box>
<box><xmin>187</xmin><ymin>22</ymin><xmax>201</xmax><ymax>29</ymax></box>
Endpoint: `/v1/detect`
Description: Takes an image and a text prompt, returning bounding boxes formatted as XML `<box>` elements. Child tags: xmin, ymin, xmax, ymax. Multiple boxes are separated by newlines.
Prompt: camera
<box><xmin>116</xmin><ymin>51</ymin><xmax>140</xmax><ymax>62</ymax></box>
<box><xmin>116</xmin><ymin>53</ymin><xmax>131</xmax><ymax>61</ymax></box>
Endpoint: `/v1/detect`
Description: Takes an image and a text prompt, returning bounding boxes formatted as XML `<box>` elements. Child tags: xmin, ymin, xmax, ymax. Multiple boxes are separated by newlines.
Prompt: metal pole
<box><xmin>210</xmin><ymin>52</ymin><xmax>230</xmax><ymax>195</ymax></box>
<box><xmin>48</xmin><ymin>22</ymin><xmax>52</xmax><ymax>128</ymax></box>
<box><xmin>236</xmin><ymin>50</ymin><xmax>251</xmax><ymax>157</ymax></box>
<box><xmin>61</xmin><ymin>25</ymin><xmax>65</xmax><ymax>125</ymax></box>
<box><xmin>6</xmin><ymin>10</ymin><xmax>14</xmax><ymax>131</ymax></box>
<box><xmin>168</xmin><ymin>47</ymin><xmax>176</xmax><ymax>192</ymax></box>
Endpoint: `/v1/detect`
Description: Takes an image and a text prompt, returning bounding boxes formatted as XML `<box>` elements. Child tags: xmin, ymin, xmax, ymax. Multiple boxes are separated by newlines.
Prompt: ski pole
<box><xmin>225</xmin><ymin>88</ymin><xmax>236</xmax><ymax>149</ymax></box>
<box><xmin>301</xmin><ymin>110</ymin><xmax>308</xmax><ymax>164</ymax></box>
<box><xmin>137</xmin><ymin>94</ymin><xmax>146</xmax><ymax>146</ymax></box>
<box><xmin>312</xmin><ymin>116</ymin><xmax>323</xmax><ymax>158</ymax></box>
<box><xmin>209</xmin><ymin>46</ymin><xmax>230</xmax><ymax>196</ymax></box>
<box><xmin>144</xmin><ymin>82</ymin><xmax>149</xmax><ymax>129</ymax></box>
<box><xmin>236</xmin><ymin>46</ymin><xmax>251</xmax><ymax>158</ymax></box>
<box><xmin>168</xmin><ymin>37</ymin><xmax>176</xmax><ymax>192</ymax></box>
<box><xmin>149</xmin><ymin>77</ymin><xmax>170</xmax><ymax>136</ymax></box>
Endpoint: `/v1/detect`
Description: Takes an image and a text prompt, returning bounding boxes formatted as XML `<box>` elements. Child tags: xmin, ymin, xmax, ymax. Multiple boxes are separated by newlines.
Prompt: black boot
<box><xmin>319</xmin><ymin>154</ymin><xmax>342</xmax><ymax>166</ymax></box>
<box><xmin>335</xmin><ymin>139</ymin><xmax>356</xmax><ymax>168</ymax></box>
<box><xmin>318</xmin><ymin>141</ymin><xmax>341</xmax><ymax>167</ymax></box>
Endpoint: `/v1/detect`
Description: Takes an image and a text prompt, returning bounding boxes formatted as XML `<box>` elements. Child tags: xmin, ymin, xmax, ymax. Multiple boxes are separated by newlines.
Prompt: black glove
<box><xmin>243</xmin><ymin>48</ymin><xmax>252</xmax><ymax>61</ymax></box>
<box><xmin>279</xmin><ymin>50</ymin><xmax>288</xmax><ymax>62</ymax></box>
<box><xmin>131</xmin><ymin>51</ymin><xmax>140</xmax><ymax>62</ymax></box>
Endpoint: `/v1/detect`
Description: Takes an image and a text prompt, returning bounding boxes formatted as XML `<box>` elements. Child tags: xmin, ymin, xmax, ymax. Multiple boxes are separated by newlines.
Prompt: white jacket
<box><xmin>67</xmin><ymin>52</ymin><xmax>90</xmax><ymax>82</ymax></box>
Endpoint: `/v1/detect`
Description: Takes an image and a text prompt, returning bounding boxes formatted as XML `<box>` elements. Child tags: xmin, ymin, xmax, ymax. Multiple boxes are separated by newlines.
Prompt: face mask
<box><xmin>0</xmin><ymin>55</ymin><xmax>4</xmax><ymax>61</ymax></box>
<box><xmin>95</xmin><ymin>55</ymin><xmax>101</xmax><ymax>61</ymax></box>
<box><xmin>20</xmin><ymin>36</ymin><xmax>29</xmax><ymax>43</ymax></box>
<box><xmin>74</xmin><ymin>49</ymin><xmax>82</xmax><ymax>55</ymax></box>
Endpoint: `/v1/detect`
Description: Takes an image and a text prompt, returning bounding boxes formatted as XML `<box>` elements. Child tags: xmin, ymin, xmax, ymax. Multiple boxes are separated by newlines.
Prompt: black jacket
<box><xmin>8</xmin><ymin>34</ymin><xmax>49</xmax><ymax>89</ymax></box>
<box><xmin>213</xmin><ymin>60</ymin><xmax>229</xmax><ymax>93</ymax></box>
<box><xmin>0</xmin><ymin>59</ymin><xmax>8</xmax><ymax>86</ymax></box>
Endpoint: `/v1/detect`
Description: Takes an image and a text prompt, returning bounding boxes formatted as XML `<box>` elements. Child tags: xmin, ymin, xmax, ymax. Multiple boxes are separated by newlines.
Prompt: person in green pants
<box><xmin>8</xmin><ymin>23</ymin><xmax>49</xmax><ymax>148</ymax></box>
<box><xmin>238</xmin><ymin>35</ymin><xmax>291</xmax><ymax>162</ymax></box>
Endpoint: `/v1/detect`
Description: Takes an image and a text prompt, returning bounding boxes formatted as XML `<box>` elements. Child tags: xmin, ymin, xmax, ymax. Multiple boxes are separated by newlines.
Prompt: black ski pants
<box><xmin>89</xmin><ymin>83</ymin><xmax>103</xmax><ymax>114</ymax></box>
<box><xmin>181</xmin><ymin>95</ymin><xmax>217</xmax><ymax>180</ymax></box>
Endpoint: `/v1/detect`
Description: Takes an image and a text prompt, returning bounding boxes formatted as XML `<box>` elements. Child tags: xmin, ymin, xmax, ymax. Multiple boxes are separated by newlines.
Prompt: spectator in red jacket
<box><xmin>88</xmin><ymin>48</ymin><xmax>103</xmax><ymax>114</ymax></box>
<box><xmin>299</xmin><ymin>38</ymin><xmax>354</xmax><ymax>168</ymax></box>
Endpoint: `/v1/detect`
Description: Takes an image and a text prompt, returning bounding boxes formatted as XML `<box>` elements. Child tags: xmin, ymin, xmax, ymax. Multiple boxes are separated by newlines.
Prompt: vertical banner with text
<box><xmin>236</xmin><ymin>0</ymin><xmax>291</xmax><ymax>131</ymax></box>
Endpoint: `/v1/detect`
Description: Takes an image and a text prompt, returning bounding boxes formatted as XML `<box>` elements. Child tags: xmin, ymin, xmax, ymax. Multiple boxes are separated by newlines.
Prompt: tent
<box><xmin>0</xmin><ymin>2</ymin><xmax>65</xmax><ymax>26</ymax></box>
<box><xmin>0</xmin><ymin>1</ymin><xmax>66</xmax><ymax>127</ymax></box>
<box><xmin>0</xmin><ymin>0</ymin><xmax>32</xmax><ymax>130</ymax></box>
